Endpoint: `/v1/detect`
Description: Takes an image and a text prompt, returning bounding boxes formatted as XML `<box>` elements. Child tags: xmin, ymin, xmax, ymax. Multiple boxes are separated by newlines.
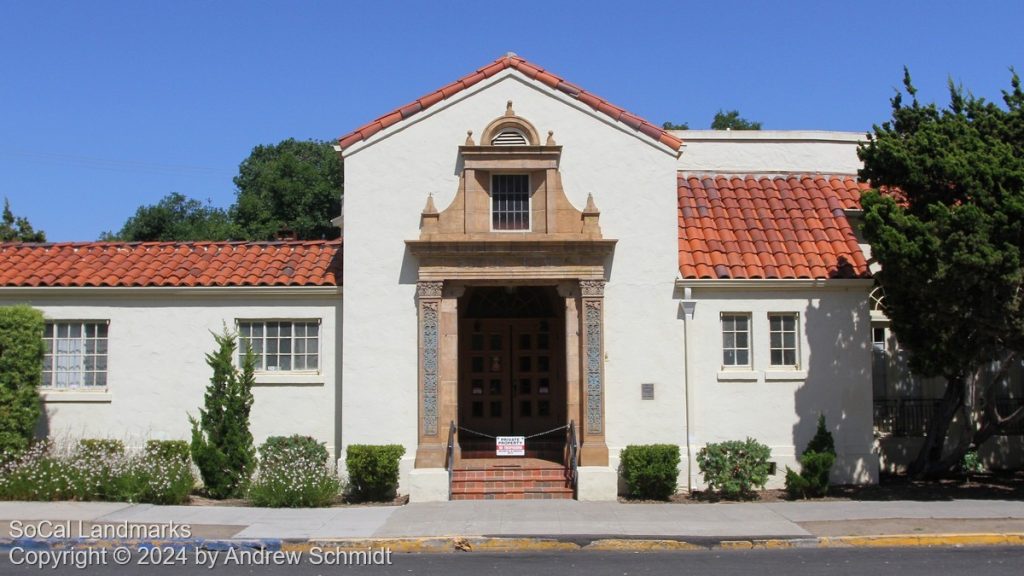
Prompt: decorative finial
<box><xmin>465</xmin><ymin>130</ymin><xmax>475</xmax><ymax>146</ymax></box>
<box><xmin>505</xmin><ymin>100</ymin><xmax>515</xmax><ymax>117</ymax></box>
<box><xmin>545</xmin><ymin>130</ymin><xmax>556</xmax><ymax>146</ymax></box>
<box><xmin>423</xmin><ymin>193</ymin><xmax>438</xmax><ymax>215</ymax></box>
<box><xmin>584</xmin><ymin>193</ymin><xmax>599</xmax><ymax>214</ymax></box>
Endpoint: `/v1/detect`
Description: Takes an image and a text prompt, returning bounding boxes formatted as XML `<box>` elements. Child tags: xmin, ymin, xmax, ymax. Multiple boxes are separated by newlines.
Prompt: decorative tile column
<box><xmin>415</xmin><ymin>280</ymin><xmax>445</xmax><ymax>468</ymax></box>
<box><xmin>578</xmin><ymin>279</ymin><xmax>609</xmax><ymax>465</ymax></box>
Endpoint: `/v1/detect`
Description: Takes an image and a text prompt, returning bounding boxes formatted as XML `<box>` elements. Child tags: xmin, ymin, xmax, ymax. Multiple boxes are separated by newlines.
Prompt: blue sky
<box><xmin>2</xmin><ymin>0</ymin><xmax>1022</xmax><ymax>241</ymax></box>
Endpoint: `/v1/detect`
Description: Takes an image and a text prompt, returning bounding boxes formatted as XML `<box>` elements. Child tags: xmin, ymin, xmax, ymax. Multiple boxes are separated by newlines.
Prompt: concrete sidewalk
<box><xmin>3</xmin><ymin>499</ymin><xmax>1024</xmax><ymax>542</ymax></box>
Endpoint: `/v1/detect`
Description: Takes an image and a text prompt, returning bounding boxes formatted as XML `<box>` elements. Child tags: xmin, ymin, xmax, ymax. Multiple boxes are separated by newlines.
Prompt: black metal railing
<box><xmin>445</xmin><ymin>421</ymin><xmax>456</xmax><ymax>500</ymax></box>
<box><xmin>874</xmin><ymin>398</ymin><xmax>1024</xmax><ymax>437</ymax></box>
<box><xmin>566</xmin><ymin>420</ymin><xmax>579</xmax><ymax>495</ymax></box>
<box><xmin>873</xmin><ymin>399</ymin><xmax>941</xmax><ymax>437</ymax></box>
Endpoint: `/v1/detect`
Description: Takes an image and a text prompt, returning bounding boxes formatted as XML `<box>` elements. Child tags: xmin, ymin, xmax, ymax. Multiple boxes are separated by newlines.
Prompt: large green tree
<box><xmin>102</xmin><ymin>192</ymin><xmax>237</xmax><ymax>241</ymax></box>
<box><xmin>859</xmin><ymin>69</ymin><xmax>1024</xmax><ymax>477</ymax></box>
<box><xmin>231</xmin><ymin>139</ymin><xmax>343</xmax><ymax>240</ymax></box>
<box><xmin>711</xmin><ymin>109</ymin><xmax>762</xmax><ymax>130</ymax></box>
<box><xmin>1</xmin><ymin>198</ymin><xmax>46</xmax><ymax>242</ymax></box>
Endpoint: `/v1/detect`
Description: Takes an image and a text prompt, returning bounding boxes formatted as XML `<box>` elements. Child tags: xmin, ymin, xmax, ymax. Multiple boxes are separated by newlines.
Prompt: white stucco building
<box><xmin>1</xmin><ymin>54</ymin><xmax>898</xmax><ymax>501</ymax></box>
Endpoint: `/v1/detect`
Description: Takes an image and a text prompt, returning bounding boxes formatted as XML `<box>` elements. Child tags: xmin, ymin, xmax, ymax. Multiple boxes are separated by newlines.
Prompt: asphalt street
<box><xmin>2</xmin><ymin>547</ymin><xmax>1024</xmax><ymax>575</ymax></box>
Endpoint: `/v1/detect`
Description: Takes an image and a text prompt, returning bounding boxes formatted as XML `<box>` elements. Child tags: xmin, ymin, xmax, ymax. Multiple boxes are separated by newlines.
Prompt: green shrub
<box><xmin>619</xmin><ymin>444</ymin><xmax>681</xmax><ymax>500</ymax></box>
<box><xmin>78</xmin><ymin>439</ymin><xmax>126</xmax><ymax>457</ymax></box>
<box><xmin>696</xmin><ymin>438</ymin><xmax>772</xmax><ymax>500</ymax></box>
<box><xmin>805</xmin><ymin>414</ymin><xmax>836</xmax><ymax>456</ymax></box>
<box><xmin>785</xmin><ymin>415</ymin><xmax>837</xmax><ymax>499</ymax></box>
<box><xmin>0</xmin><ymin>306</ymin><xmax>45</xmax><ymax>459</ymax></box>
<box><xmin>260</xmin><ymin>436</ymin><xmax>329</xmax><ymax>467</ymax></box>
<box><xmin>961</xmin><ymin>448</ymin><xmax>984</xmax><ymax>474</ymax></box>
<box><xmin>345</xmin><ymin>444</ymin><xmax>405</xmax><ymax>502</ymax></box>
<box><xmin>190</xmin><ymin>329</ymin><xmax>256</xmax><ymax>499</ymax></box>
<box><xmin>145</xmin><ymin>440</ymin><xmax>191</xmax><ymax>464</ymax></box>
<box><xmin>249</xmin><ymin>436</ymin><xmax>340</xmax><ymax>507</ymax></box>
<box><xmin>785</xmin><ymin>451</ymin><xmax>835</xmax><ymax>498</ymax></box>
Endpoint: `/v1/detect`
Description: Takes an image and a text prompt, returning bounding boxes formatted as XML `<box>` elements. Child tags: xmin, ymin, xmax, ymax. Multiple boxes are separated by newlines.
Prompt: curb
<box><xmin>3</xmin><ymin>533</ymin><xmax>1024</xmax><ymax>554</ymax></box>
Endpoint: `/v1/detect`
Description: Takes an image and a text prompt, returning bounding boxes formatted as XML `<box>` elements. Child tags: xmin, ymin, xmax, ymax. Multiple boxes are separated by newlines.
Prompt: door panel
<box><xmin>459</xmin><ymin>317</ymin><xmax>563</xmax><ymax>439</ymax></box>
<box><xmin>460</xmin><ymin>319</ymin><xmax>512</xmax><ymax>436</ymax></box>
<box><xmin>510</xmin><ymin>319</ymin><xmax>561</xmax><ymax>436</ymax></box>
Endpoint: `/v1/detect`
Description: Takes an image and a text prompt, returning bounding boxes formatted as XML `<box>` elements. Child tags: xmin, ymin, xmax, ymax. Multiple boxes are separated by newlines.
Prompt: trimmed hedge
<box><xmin>620</xmin><ymin>444</ymin><xmax>681</xmax><ymax>500</ymax></box>
<box><xmin>0</xmin><ymin>306</ymin><xmax>44</xmax><ymax>459</ymax></box>
<box><xmin>145</xmin><ymin>440</ymin><xmax>190</xmax><ymax>464</ymax></box>
<box><xmin>79</xmin><ymin>439</ymin><xmax>126</xmax><ymax>457</ymax></box>
<box><xmin>260</xmin><ymin>435</ymin><xmax>329</xmax><ymax>467</ymax></box>
<box><xmin>697</xmin><ymin>438</ymin><xmax>772</xmax><ymax>500</ymax></box>
<box><xmin>345</xmin><ymin>444</ymin><xmax>405</xmax><ymax>502</ymax></box>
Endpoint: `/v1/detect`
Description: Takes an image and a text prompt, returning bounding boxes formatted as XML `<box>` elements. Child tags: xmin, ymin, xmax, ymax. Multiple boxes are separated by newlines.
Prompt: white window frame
<box><xmin>236</xmin><ymin>319</ymin><xmax>321</xmax><ymax>374</ymax></box>
<box><xmin>41</xmin><ymin>320</ymin><xmax>109</xmax><ymax>391</ymax></box>
<box><xmin>490</xmin><ymin>173</ymin><xmax>531</xmax><ymax>232</ymax></box>
<box><xmin>768</xmin><ymin>312</ymin><xmax>800</xmax><ymax>369</ymax></box>
<box><xmin>720</xmin><ymin>313</ymin><xmax>752</xmax><ymax>369</ymax></box>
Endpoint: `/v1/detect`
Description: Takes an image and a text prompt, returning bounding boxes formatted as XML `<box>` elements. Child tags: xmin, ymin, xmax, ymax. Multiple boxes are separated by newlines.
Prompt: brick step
<box><xmin>452</xmin><ymin>479</ymin><xmax>570</xmax><ymax>491</ymax></box>
<box><xmin>453</xmin><ymin>469</ymin><xmax>566</xmax><ymax>481</ymax></box>
<box><xmin>459</xmin><ymin>450</ymin><xmax>563</xmax><ymax>460</ymax></box>
<box><xmin>451</xmin><ymin>491</ymin><xmax>574</xmax><ymax>500</ymax></box>
<box><xmin>452</xmin><ymin>482</ymin><xmax>572</xmax><ymax>494</ymax></box>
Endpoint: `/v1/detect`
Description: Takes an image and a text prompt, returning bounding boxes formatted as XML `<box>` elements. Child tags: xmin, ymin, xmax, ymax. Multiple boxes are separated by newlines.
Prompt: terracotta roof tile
<box><xmin>0</xmin><ymin>240</ymin><xmax>342</xmax><ymax>288</ymax></box>
<box><xmin>337</xmin><ymin>54</ymin><xmax>682</xmax><ymax>154</ymax></box>
<box><xmin>678</xmin><ymin>175</ymin><xmax>871</xmax><ymax>280</ymax></box>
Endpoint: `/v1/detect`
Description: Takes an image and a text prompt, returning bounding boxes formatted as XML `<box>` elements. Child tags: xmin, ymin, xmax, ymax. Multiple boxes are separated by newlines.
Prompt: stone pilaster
<box><xmin>578</xmin><ymin>279</ymin><xmax>609</xmax><ymax>466</ymax></box>
<box><xmin>415</xmin><ymin>280</ymin><xmax>445</xmax><ymax>468</ymax></box>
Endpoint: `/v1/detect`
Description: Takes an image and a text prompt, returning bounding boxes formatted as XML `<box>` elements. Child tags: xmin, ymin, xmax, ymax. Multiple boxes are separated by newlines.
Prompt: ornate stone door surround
<box><xmin>406</xmin><ymin>103</ymin><xmax>615</xmax><ymax>468</ymax></box>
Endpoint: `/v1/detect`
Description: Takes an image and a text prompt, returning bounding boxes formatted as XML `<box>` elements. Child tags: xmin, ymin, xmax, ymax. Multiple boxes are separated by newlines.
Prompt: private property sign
<box><xmin>496</xmin><ymin>436</ymin><xmax>525</xmax><ymax>456</ymax></box>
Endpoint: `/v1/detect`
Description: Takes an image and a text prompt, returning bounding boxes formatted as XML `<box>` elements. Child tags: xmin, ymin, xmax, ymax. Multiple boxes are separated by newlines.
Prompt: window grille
<box><xmin>491</xmin><ymin>174</ymin><xmax>530</xmax><ymax>231</ymax></box>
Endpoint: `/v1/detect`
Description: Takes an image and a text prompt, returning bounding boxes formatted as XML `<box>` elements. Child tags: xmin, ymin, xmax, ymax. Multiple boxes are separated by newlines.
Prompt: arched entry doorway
<box><xmin>458</xmin><ymin>286</ymin><xmax>566</xmax><ymax>458</ymax></box>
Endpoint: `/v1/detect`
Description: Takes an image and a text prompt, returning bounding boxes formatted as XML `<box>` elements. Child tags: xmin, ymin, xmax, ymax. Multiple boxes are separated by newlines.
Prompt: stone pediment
<box><xmin>407</xmin><ymin>102</ymin><xmax>615</xmax><ymax>279</ymax></box>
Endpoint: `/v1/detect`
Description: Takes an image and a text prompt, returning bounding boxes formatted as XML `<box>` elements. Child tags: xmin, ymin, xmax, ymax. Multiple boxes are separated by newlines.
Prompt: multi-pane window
<box><xmin>769</xmin><ymin>313</ymin><xmax>799</xmax><ymax>367</ymax></box>
<box><xmin>721</xmin><ymin>314</ymin><xmax>751</xmax><ymax>367</ymax></box>
<box><xmin>238</xmin><ymin>320</ymin><xmax>319</xmax><ymax>372</ymax></box>
<box><xmin>491</xmin><ymin>174</ymin><xmax>530</xmax><ymax>231</ymax></box>
<box><xmin>42</xmin><ymin>321</ymin><xmax>108</xmax><ymax>389</ymax></box>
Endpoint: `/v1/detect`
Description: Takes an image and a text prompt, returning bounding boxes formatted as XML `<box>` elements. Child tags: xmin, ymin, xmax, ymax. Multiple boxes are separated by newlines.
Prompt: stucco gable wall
<box><xmin>343</xmin><ymin>73</ymin><xmax>682</xmax><ymax>471</ymax></box>
<box><xmin>0</xmin><ymin>293</ymin><xmax>341</xmax><ymax>457</ymax></box>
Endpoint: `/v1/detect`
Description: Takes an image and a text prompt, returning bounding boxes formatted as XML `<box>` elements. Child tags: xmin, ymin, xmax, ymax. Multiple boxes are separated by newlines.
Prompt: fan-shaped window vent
<box><xmin>491</xmin><ymin>129</ymin><xmax>528</xmax><ymax>146</ymax></box>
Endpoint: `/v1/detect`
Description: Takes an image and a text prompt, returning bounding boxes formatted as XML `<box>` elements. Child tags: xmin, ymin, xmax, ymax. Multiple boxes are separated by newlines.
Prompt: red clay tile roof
<box><xmin>0</xmin><ymin>240</ymin><xmax>342</xmax><ymax>288</ymax></box>
<box><xmin>678</xmin><ymin>175</ymin><xmax>870</xmax><ymax>279</ymax></box>
<box><xmin>337</xmin><ymin>54</ymin><xmax>683</xmax><ymax>153</ymax></box>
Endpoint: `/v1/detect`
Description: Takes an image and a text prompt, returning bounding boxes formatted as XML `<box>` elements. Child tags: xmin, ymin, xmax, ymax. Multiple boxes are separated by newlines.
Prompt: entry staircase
<box><xmin>445</xmin><ymin>422</ymin><xmax>578</xmax><ymax>500</ymax></box>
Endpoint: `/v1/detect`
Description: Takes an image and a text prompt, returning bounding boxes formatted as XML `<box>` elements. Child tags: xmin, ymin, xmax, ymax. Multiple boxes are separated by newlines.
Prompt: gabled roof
<box><xmin>337</xmin><ymin>54</ymin><xmax>683</xmax><ymax>153</ymax></box>
<box><xmin>0</xmin><ymin>240</ymin><xmax>342</xmax><ymax>288</ymax></box>
<box><xmin>678</xmin><ymin>175</ymin><xmax>870</xmax><ymax>279</ymax></box>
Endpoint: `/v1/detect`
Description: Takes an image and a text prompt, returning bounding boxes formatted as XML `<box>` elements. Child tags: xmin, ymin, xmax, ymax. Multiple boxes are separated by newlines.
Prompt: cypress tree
<box><xmin>189</xmin><ymin>329</ymin><xmax>256</xmax><ymax>499</ymax></box>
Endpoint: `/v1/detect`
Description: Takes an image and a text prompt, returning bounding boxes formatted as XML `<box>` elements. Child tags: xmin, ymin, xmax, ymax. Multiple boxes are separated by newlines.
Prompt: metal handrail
<box><xmin>445</xmin><ymin>421</ymin><xmax>456</xmax><ymax>500</ymax></box>
<box><xmin>566</xmin><ymin>420</ymin><xmax>579</xmax><ymax>495</ymax></box>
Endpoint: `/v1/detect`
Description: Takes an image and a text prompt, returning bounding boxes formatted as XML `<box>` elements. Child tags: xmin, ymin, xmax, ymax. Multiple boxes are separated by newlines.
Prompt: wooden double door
<box><xmin>459</xmin><ymin>318</ymin><xmax>564</xmax><ymax>439</ymax></box>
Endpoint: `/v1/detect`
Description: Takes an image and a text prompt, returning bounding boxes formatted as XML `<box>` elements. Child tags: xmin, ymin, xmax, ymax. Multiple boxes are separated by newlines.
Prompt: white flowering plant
<box><xmin>0</xmin><ymin>438</ymin><xmax>193</xmax><ymax>504</ymax></box>
<box><xmin>248</xmin><ymin>436</ymin><xmax>342</xmax><ymax>507</ymax></box>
